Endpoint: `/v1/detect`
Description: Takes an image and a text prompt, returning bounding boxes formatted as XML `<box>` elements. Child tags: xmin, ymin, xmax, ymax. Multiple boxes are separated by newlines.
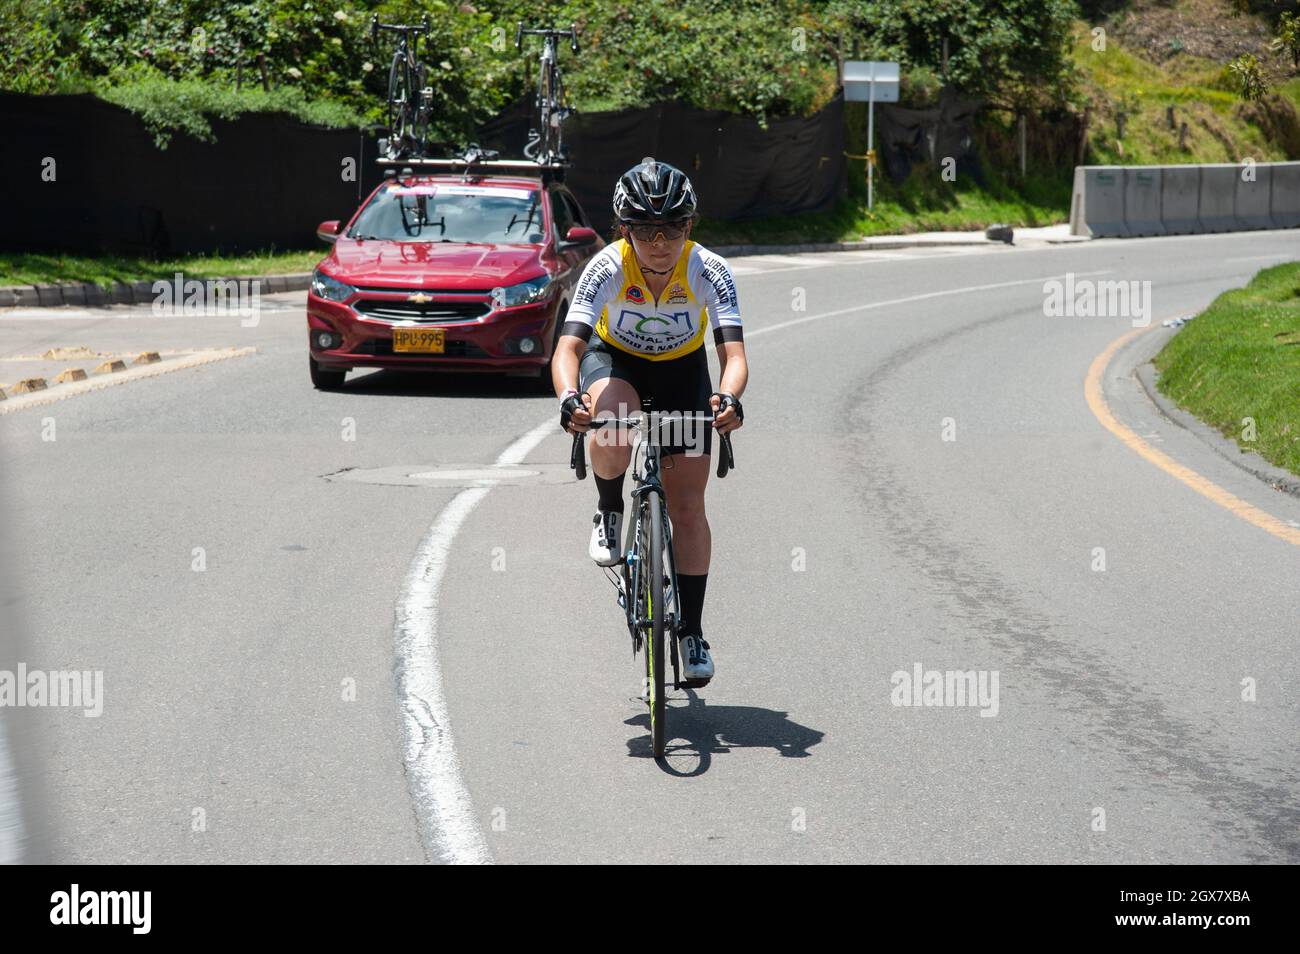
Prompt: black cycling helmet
<box><xmin>612</xmin><ymin>156</ymin><xmax>697</xmax><ymax>223</ymax></box>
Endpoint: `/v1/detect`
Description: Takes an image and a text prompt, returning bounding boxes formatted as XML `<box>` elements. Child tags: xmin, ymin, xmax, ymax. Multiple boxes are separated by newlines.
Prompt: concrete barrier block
<box><xmin>1235</xmin><ymin>163</ymin><xmax>1272</xmax><ymax>230</ymax></box>
<box><xmin>1270</xmin><ymin>161</ymin><xmax>1300</xmax><ymax>228</ymax></box>
<box><xmin>1070</xmin><ymin>166</ymin><xmax>1128</xmax><ymax>238</ymax></box>
<box><xmin>1198</xmin><ymin>164</ymin><xmax>1238</xmax><ymax>232</ymax></box>
<box><xmin>35</xmin><ymin>284</ymin><xmax>63</xmax><ymax>306</ymax></box>
<box><xmin>1159</xmin><ymin>165</ymin><xmax>1200</xmax><ymax>235</ymax></box>
<box><xmin>131</xmin><ymin>280</ymin><xmax>157</xmax><ymax>305</ymax></box>
<box><xmin>1125</xmin><ymin>167</ymin><xmax>1164</xmax><ymax>236</ymax></box>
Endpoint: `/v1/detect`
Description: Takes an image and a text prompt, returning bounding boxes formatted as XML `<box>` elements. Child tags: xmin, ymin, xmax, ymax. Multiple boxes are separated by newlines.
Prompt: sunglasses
<box><xmin>626</xmin><ymin>220</ymin><xmax>690</xmax><ymax>242</ymax></box>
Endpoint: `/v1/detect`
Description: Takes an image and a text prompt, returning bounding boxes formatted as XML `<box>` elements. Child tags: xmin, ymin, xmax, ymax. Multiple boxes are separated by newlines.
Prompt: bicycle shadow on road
<box><xmin>624</xmin><ymin>693</ymin><xmax>824</xmax><ymax>775</ymax></box>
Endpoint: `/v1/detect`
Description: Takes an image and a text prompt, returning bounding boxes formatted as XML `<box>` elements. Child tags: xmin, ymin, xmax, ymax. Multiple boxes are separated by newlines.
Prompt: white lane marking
<box><xmin>396</xmin><ymin>269</ymin><xmax>1109</xmax><ymax>859</ymax></box>
<box><xmin>733</xmin><ymin>254</ymin><xmax>844</xmax><ymax>268</ymax></box>
<box><xmin>394</xmin><ymin>417</ymin><xmax>554</xmax><ymax>865</ymax></box>
<box><xmin>0</xmin><ymin>719</ymin><xmax>24</xmax><ymax>864</ymax></box>
<box><xmin>747</xmin><ymin>270</ymin><xmax>1111</xmax><ymax>338</ymax></box>
<box><xmin>1223</xmin><ymin>254</ymin><xmax>1293</xmax><ymax>263</ymax></box>
<box><xmin>409</xmin><ymin>467</ymin><xmax>539</xmax><ymax>481</ymax></box>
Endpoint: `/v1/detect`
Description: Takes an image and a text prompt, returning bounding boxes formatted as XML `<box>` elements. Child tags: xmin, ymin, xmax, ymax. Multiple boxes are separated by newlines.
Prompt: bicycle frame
<box><xmin>576</xmin><ymin>410</ymin><xmax>725</xmax><ymax>669</ymax></box>
<box><xmin>570</xmin><ymin>404</ymin><xmax>735</xmax><ymax>756</ymax></box>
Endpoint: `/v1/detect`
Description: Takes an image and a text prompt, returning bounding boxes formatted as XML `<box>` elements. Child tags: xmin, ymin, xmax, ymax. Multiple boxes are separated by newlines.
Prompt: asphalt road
<box><xmin>2</xmin><ymin>230</ymin><xmax>1298</xmax><ymax>864</ymax></box>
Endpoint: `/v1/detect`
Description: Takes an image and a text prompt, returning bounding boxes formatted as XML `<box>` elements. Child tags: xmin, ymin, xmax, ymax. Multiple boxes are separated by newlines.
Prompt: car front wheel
<box><xmin>310</xmin><ymin>355</ymin><xmax>347</xmax><ymax>390</ymax></box>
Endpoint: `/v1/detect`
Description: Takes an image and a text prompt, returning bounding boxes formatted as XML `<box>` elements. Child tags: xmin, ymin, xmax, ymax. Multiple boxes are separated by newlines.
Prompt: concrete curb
<box><xmin>711</xmin><ymin>238</ymin><xmax>992</xmax><ymax>257</ymax></box>
<box><xmin>1130</xmin><ymin>337</ymin><xmax>1300</xmax><ymax>500</ymax></box>
<box><xmin>0</xmin><ymin>347</ymin><xmax>256</xmax><ymax>414</ymax></box>
<box><xmin>0</xmin><ymin>273</ymin><xmax>313</xmax><ymax>310</ymax></box>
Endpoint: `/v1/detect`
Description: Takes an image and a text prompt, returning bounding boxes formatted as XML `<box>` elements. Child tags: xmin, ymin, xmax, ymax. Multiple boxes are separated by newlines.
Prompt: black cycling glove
<box><xmin>560</xmin><ymin>393</ymin><xmax>586</xmax><ymax>433</ymax></box>
<box><xmin>712</xmin><ymin>391</ymin><xmax>743</xmax><ymax>423</ymax></box>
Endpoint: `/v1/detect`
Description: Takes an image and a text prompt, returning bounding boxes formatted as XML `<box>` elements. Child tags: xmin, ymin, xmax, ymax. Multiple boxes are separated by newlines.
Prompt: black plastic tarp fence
<box><xmin>477</xmin><ymin>94</ymin><xmax>846</xmax><ymax>234</ymax></box>
<box><xmin>0</xmin><ymin>90</ymin><xmax>845</xmax><ymax>257</ymax></box>
<box><xmin>873</xmin><ymin>89</ymin><xmax>985</xmax><ymax>185</ymax></box>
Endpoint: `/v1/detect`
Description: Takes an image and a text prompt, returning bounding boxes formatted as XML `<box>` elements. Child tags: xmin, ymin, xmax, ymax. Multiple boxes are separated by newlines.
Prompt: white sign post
<box><xmin>843</xmin><ymin>61</ymin><xmax>899</xmax><ymax>211</ymax></box>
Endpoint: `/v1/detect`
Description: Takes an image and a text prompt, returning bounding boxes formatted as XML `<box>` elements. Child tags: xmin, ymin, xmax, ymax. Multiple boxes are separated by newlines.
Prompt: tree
<box><xmin>1274</xmin><ymin>11</ymin><xmax>1300</xmax><ymax>71</ymax></box>
<box><xmin>1229</xmin><ymin>53</ymin><xmax>1270</xmax><ymax>102</ymax></box>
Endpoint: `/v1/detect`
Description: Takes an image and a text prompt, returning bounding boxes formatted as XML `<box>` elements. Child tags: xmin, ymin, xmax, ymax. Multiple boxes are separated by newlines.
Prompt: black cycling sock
<box><xmin>677</xmin><ymin>573</ymin><xmax>707</xmax><ymax>638</ymax></box>
<box><xmin>594</xmin><ymin>471</ymin><xmax>625</xmax><ymax>513</ymax></box>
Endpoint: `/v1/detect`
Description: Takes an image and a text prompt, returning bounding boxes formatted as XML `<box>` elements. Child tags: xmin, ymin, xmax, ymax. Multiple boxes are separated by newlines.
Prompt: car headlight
<box><xmin>493</xmin><ymin>276</ymin><xmax>554</xmax><ymax>309</ymax></box>
<box><xmin>312</xmin><ymin>268</ymin><xmax>355</xmax><ymax>303</ymax></box>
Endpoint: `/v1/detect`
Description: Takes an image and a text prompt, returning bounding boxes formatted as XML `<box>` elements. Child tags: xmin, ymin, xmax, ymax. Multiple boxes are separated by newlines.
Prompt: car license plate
<box><xmin>393</xmin><ymin>329</ymin><xmax>445</xmax><ymax>353</ymax></box>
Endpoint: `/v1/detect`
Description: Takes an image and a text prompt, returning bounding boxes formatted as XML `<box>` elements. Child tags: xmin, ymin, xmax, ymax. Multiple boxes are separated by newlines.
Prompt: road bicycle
<box><xmin>515</xmin><ymin>23</ymin><xmax>579</xmax><ymax>165</ymax></box>
<box><xmin>570</xmin><ymin>399</ymin><xmax>735</xmax><ymax>757</ymax></box>
<box><xmin>370</xmin><ymin>14</ymin><xmax>433</xmax><ymax>160</ymax></box>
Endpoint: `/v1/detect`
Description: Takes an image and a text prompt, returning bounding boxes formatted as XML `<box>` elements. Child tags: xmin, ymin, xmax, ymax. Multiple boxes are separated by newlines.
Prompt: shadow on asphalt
<box><xmin>339</xmin><ymin>368</ymin><xmax>550</xmax><ymax>399</ymax></box>
<box><xmin>625</xmin><ymin>693</ymin><xmax>824</xmax><ymax>775</ymax></box>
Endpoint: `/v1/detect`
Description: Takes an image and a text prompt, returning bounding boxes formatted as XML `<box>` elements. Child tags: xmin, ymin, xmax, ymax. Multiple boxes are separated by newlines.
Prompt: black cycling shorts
<box><xmin>578</xmin><ymin>337</ymin><xmax>713</xmax><ymax>458</ymax></box>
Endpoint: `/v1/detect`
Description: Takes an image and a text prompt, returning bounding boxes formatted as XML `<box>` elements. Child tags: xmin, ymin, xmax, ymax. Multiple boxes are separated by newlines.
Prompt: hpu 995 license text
<box><xmin>1121</xmin><ymin>891</ymin><xmax>1251</xmax><ymax>905</ymax></box>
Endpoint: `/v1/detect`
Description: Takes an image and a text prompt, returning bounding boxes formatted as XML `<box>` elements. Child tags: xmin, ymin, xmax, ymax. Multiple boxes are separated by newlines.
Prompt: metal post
<box><xmin>867</xmin><ymin>72</ymin><xmax>875</xmax><ymax>211</ymax></box>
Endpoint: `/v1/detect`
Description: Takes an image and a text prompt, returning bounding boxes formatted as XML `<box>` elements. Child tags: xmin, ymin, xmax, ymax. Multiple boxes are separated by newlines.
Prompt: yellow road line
<box><xmin>1085</xmin><ymin>327</ymin><xmax>1300</xmax><ymax>547</ymax></box>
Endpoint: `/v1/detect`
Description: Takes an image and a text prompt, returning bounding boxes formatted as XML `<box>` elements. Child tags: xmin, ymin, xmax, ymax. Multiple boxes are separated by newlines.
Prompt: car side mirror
<box><xmin>562</xmin><ymin>226</ymin><xmax>597</xmax><ymax>247</ymax></box>
<box><xmin>316</xmin><ymin>220</ymin><xmax>342</xmax><ymax>244</ymax></box>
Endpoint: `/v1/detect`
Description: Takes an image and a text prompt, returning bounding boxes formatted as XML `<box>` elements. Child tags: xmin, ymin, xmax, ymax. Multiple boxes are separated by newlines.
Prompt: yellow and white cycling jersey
<box><xmin>561</xmin><ymin>239</ymin><xmax>743</xmax><ymax>361</ymax></box>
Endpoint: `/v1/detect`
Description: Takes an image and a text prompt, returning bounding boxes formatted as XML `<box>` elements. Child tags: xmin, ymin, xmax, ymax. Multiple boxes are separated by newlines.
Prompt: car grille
<box><xmin>354</xmin><ymin>339</ymin><xmax>491</xmax><ymax>358</ymax></box>
<box><xmin>353</xmin><ymin>298</ymin><xmax>490</xmax><ymax>322</ymax></box>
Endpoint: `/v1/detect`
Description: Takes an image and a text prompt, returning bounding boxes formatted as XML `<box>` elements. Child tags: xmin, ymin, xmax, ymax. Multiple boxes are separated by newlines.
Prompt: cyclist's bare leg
<box><xmin>660</xmin><ymin>451</ymin><xmax>710</xmax><ymax>574</ymax></box>
<box><xmin>584</xmin><ymin>376</ymin><xmax>636</xmax><ymax>479</ymax></box>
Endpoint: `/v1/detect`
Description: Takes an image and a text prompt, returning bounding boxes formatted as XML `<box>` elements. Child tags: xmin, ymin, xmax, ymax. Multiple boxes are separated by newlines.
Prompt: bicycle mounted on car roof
<box><xmin>369</xmin><ymin>14</ymin><xmax>433</xmax><ymax>161</ymax></box>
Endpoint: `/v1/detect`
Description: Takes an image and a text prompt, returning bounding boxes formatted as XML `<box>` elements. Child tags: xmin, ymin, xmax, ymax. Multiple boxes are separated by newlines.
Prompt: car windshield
<box><xmin>347</xmin><ymin>184</ymin><xmax>544</xmax><ymax>244</ymax></box>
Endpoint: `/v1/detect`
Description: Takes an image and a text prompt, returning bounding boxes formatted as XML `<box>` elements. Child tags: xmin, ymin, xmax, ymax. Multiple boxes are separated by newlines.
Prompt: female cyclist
<box><xmin>552</xmin><ymin>157</ymin><xmax>748</xmax><ymax>684</ymax></box>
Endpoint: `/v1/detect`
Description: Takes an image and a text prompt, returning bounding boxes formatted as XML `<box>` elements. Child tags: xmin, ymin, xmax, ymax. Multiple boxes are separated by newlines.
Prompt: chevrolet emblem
<box><xmin>408</xmin><ymin>292</ymin><xmax>433</xmax><ymax>304</ymax></box>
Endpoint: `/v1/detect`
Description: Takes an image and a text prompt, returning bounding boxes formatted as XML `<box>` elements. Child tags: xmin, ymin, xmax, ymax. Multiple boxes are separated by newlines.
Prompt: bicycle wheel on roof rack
<box><xmin>410</xmin><ymin>62</ymin><xmax>430</xmax><ymax>158</ymax></box>
<box><xmin>387</xmin><ymin>52</ymin><xmax>411</xmax><ymax>158</ymax></box>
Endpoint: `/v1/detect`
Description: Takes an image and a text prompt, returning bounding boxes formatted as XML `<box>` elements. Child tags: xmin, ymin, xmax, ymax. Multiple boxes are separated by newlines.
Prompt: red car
<box><xmin>307</xmin><ymin>173</ymin><xmax>603</xmax><ymax>390</ymax></box>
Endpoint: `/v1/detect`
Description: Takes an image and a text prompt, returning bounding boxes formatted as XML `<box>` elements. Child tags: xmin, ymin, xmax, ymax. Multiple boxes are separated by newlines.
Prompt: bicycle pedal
<box><xmin>677</xmin><ymin>678</ymin><xmax>711</xmax><ymax>690</ymax></box>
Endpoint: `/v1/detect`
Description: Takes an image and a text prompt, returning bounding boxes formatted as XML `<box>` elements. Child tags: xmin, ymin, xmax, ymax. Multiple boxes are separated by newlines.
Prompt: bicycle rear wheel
<box><xmin>644</xmin><ymin>492</ymin><xmax>666</xmax><ymax>757</ymax></box>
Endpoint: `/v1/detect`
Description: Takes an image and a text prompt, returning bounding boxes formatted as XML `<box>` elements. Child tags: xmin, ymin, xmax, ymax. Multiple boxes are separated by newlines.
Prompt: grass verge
<box><xmin>0</xmin><ymin>249</ymin><xmax>325</xmax><ymax>289</ymax></box>
<box><xmin>1154</xmin><ymin>262</ymin><xmax>1300</xmax><ymax>476</ymax></box>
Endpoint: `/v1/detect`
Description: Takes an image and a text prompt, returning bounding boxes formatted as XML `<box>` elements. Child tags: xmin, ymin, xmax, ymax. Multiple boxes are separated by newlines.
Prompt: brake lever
<box><xmin>571</xmin><ymin>431</ymin><xmax>587</xmax><ymax>480</ymax></box>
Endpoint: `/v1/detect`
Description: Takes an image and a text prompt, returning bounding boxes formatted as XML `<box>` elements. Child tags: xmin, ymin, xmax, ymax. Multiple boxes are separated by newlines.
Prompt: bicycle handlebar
<box><xmin>370</xmin><ymin>15</ymin><xmax>431</xmax><ymax>40</ymax></box>
<box><xmin>569</xmin><ymin>412</ymin><xmax>736</xmax><ymax>480</ymax></box>
<box><xmin>515</xmin><ymin>22</ymin><xmax>579</xmax><ymax>53</ymax></box>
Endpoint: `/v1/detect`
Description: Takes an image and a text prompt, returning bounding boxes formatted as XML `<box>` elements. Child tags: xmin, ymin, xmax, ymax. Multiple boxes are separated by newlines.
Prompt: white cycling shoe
<box><xmin>678</xmin><ymin>633</ymin><xmax>714</xmax><ymax>683</ymax></box>
<box><xmin>589</xmin><ymin>510</ymin><xmax>624</xmax><ymax>566</ymax></box>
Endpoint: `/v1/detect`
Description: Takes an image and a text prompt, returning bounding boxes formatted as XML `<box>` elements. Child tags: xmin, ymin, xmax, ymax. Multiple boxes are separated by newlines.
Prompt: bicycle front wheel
<box><xmin>644</xmin><ymin>492</ymin><xmax>666</xmax><ymax>757</ymax></box>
